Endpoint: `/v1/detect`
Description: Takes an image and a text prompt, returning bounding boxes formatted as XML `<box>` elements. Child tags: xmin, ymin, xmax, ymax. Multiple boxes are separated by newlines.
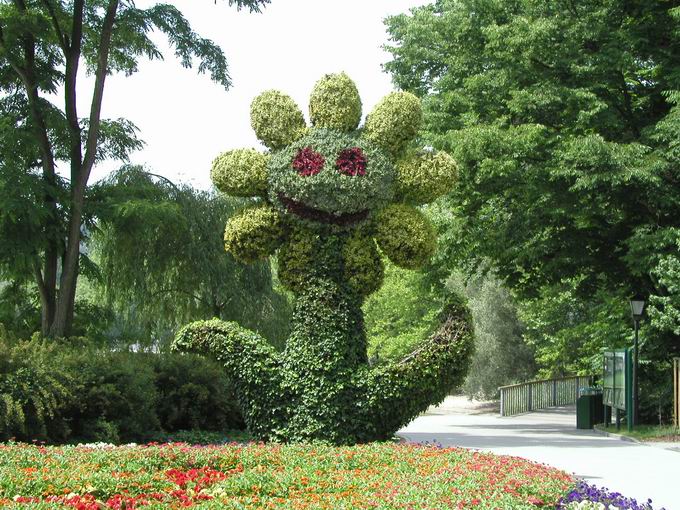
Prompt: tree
<box><xmin>0</xmin><ymin>0</ymin><xmax>269</xmax><ymax>337</ymax></box>
<box><xmin>92</xmin><ymin>166</ymin><xmax>291</xmax><ymax>349</ymax></box>
<box><xmin>384</xmin><ymin>0</ymin><xmax>680</xmax><ymax>420</ymax></box>
<box><xmin>448</xmin><ymin>269</ymin><xmax>535</xmax><ymax>399</ymax></box>
<box><xmin>384</xmin><ymin>0</ymin><xmax>680</xmax><ymax>297</ymax></box>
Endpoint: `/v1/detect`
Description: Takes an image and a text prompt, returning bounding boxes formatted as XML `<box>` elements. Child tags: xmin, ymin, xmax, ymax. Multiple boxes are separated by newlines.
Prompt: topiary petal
<box><xmin>211</xmin><ymin>148</ymin><xmax>269</xmax><ymax>197</ymax></box>
<box><xmin>309</xmin><ymin>72</ymin><xmax>362</xmax><ymax>132</ymax></box>
<box><xmin>395</xmin><ymin>150</ymin><xmax>458</xmax><ymax>205</ymax></box>
<box><xmin>250</xmin><ymin>91</ymin><xmax>306</xmax><ymax>150</ymax></box>
<box><xmin>363</xmin><ymin>92</ymin><xmax>422</xmax><ymax>157</ymax></box>
<box><xmin>374</xmin><ymin>204</ymin><xmax>436</xmax><ymax>269</ymax></box>
<box><xmin>223</xmin><ymin>204</ymin><xmax>285</xmax><ymax>263</ymax></box>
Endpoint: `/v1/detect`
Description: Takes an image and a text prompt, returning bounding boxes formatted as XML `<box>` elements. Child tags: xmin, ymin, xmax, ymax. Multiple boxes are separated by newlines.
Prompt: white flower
<box><xmin>565</xmin><ymin>501</ymin><xmax>619</xmax><ymax>510</ymax></box>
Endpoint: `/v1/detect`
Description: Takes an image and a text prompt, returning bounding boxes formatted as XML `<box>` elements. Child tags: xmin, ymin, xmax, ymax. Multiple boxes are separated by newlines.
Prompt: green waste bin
<box><xmin>576</xmin><ymin>389</ymin><xmax>604</xmax><ymax>429</ymax></box>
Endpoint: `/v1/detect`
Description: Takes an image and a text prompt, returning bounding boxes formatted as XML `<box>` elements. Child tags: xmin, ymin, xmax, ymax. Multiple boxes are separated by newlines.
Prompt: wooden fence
<box><xmin>674</xmin><ymin>358</ymin><xmax>679</xmax><ymax>429</ymax></box>
<box><xmin>499</xmin><ymin>375</ymin><xmax>594</xmax><ymax>417</ymax></box>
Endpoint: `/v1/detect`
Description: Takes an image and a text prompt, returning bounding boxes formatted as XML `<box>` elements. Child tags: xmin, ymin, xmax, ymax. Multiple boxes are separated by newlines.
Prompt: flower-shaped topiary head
<box><xmin>211</xmin><ymin>73</ymin><xmax>457</xmax><ymax>297</ymax></box>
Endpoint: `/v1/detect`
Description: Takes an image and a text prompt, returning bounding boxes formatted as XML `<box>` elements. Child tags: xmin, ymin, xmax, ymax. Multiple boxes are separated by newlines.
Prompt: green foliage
<box><xmin>647</xmin><ymin>232</ymin><xmax>680</xmax><ymax>338</ymax></box>
<box><xmin>276</xmin><ymin>226</ymin><xmax>317</xmax><ymax>293</ymax></box>
<box><xmin>211</xmin><ymin>149</ymin><xmax>269</xmax><ymax>197</ymax></box>
<box><xmin>342</xmin><ymin>230</ymin><xmax>384</xmax><ymax>298</ymax></box>
<box><xmin>0</xmin><ymin>333</ymin><xmax>72</xmax><ymax>441</ymax></box>
<box><xmin>268</xmin><ymin>128</ymin><xmax>394</xmax><ymax>216</ymax></box>
<box><xmin>384</xmin><ymin>0</ymin><xmax>680</xmax><ymax>295</ymax></box>
<box><xmin>93</xmin><ymin>167</ymin><xmax>291</xmax><ymax>349</ymax></box>
<box><xmin>448</xmin><ymin>270</ymin><xmax>535</xmax><ymax>399</ymax></box>
<box><xmin>174</xmin><ymin>319</ymin><xmax>284</xmax><ymax>441</ymax></box>
<box><xmin>0</xmin><ymin>0</ymin><xmax>264</xmax><ymax>337</ymax></box>
<box><xmin>396</xmin><ymin>150</ymin><xmax>458</xmax><ymax>205</ymax></box>
<box><xmin>175</xmin><ymin>74</ymin><xmax>471</xmax><ymax>445</ymax></box>
<box><xmin>0</xmin><ymin>333</ymin><xmax>246</xmax><ymax>444</ymax></box>
<box><xmin>375</xmin><ymin>204</ymin><xmax>436</xmax><ymax>269</ymax></box>
<box><xmin>151</xmin><ymin>353</ymin><xmax>245</xmax><ymax>433</ymax></box>
<box><xmin>250</xmin><ymin>90</ymin><xmax>306</xmax><ymax>149</ymax></box>
<box><xmin>519</xmin><ymin>278</ymin><xmax>630</xmax><ymax>378</ymax></box>
<box><xmin>224</xmin><ymin>204</ymin><xmax>285</xmax><ymax>263</ymax></box>
<box><xmin>365</xmin><ymin>261</ymin><xmax>441</xmax><ymax>362</ymax></box>
<box><xmin>309</xmin><ymin>72</ymin><xmax>362</xmax><ymax>131</ymax></box>
<box><xmin>64</xmin><ymin>349</ymin><xmax>160</xmax><ymax>443</ymax></box>
<box><xmin>385</xmin><ymin>0</ymin><xmax>680</xmax><ymax>422</ymax></box>
<box><xmin>363</xmin><ymin>292</ymin><xmax>474</xmax><ymax>437</ymax></box>
<box><xmin>364</xmin><ymin>92</ymin><xmax>422</xmax><ymax>157</ymax></box>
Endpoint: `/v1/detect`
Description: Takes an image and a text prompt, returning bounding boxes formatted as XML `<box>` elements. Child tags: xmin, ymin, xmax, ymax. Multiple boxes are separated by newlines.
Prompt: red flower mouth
<box><xmin>277</xmin><ymin>193</ymin><xmax>368</xmax><ymax>226</ymax></box>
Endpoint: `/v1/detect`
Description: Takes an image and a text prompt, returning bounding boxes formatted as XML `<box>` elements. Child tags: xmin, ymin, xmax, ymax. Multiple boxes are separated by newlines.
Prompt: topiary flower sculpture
<box><xmin>172</xmin><ymin>73</ymin><xmax>474</xmax><ymax>445</ymax></box>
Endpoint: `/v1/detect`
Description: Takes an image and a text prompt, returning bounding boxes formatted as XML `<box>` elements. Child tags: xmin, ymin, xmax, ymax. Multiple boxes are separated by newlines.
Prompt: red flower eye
<box><xmin>336</xmin><ymin>147</ymin><xmax>367</xmax><ymax>176</ymax></box>
<box><xmin>292</xmin><ymin>147</ymin><xmax>325</xmax><ymax>176</ymax></box>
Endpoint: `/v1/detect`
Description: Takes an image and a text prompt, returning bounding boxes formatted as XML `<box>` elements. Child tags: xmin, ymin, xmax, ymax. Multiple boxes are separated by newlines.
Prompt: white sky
<box><xmin>87</xmin><ymin>0</ymin><xmax>429</xmax><ymax>189</ymax></box>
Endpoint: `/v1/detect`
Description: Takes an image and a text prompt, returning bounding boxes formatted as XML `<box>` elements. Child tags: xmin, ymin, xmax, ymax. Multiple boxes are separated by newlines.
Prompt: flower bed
<box><xmin>0</xmin><ymin>442</ymin><xmax>573</xmax><ymax>509</ymax></box>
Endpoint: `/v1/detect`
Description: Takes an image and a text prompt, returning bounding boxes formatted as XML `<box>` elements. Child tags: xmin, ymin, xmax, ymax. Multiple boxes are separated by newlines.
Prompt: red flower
<box><xmin>336</xmin><ymin>147</ymin><xmax>367</xmax><ymax>176</ymax></box>
<box><xmin>292</xmin><ymin>147</ymin><xmax>325</xmax><ymax>176</ymax></box>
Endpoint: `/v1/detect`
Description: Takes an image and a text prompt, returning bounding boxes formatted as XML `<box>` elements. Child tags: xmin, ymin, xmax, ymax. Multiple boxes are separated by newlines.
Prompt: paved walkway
<box><xmin>398</xmin><ymin>397</ymin><xmax>679</xmax><ymax>510</ymax></box>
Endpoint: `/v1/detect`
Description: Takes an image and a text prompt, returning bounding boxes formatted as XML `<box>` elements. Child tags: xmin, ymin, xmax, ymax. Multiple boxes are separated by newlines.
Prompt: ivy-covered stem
<box><xmin>281</xmin><ymin>275</ymin><xmax>368</xmax><ymax>443</ymax></box>
<box><xmin>361</xmin><ymin>295</ymin><xmax>475</xmax><ymax>440</ymax></box>
<box><xmin>172</xmin><ymin>319</ymin><xmax>286</xmax><ymax>441</ymax></box>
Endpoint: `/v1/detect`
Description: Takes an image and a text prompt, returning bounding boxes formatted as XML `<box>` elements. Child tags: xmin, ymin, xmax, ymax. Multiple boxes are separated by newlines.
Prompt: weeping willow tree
<box><xmin>92</xmin><ymin>166</ymin><xmax>291</xmax><ymax>349</ymax></box>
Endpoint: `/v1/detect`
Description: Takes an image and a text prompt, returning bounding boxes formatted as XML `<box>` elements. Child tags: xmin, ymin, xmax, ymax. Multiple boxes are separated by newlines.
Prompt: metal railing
<box><xmin>674</xmin><ymin>358</ymin><xmax>679</xmax><ymax>429</ymax></box>
<box><xmin>499</xmin><ymin>375</ymin><xmax>594</xmax><ymax>416</ymax></box>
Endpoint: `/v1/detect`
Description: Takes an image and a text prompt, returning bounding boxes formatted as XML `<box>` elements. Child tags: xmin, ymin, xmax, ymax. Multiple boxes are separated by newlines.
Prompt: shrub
<box><xmin>151</xmin><ymin>353</ymin><xmax>244</xmax><ymax>432</ymax></box>
<box><xmin>211</xmin><ymin>149</ymin><xmax>269</xmax><ymax>197</ymax></box>
<box><xmin>250</xmin><ymin>90</ymin><xmax>306</xmax><ymax>149</ymax></box>
<box><xmin>0</xmin><ymin>334</ymin><xmax>74</xmax><ymax>442</ymax></box>
<box><xmin>309</xmin><ymin>72</ymin><xmax>362</xmax><ymax>131</ymax></box>
<box><xmin>62</xmin><ymin>349</ymin><xmax>160</xmax><ymax>443</ymax></box>
<box><xmin>223</xmin><ymin>204</ymin><xmax>284</xmax><ymax>263</ymax></box>
<box><xmin>0</xmin><ymin>334</ymin><xmax>245</xmax><ymax>444</ymax></box>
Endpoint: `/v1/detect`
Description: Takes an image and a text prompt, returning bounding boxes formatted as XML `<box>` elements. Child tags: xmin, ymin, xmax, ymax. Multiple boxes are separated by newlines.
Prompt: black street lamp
<box><xmin>629</xmin><ymin>296</ymin><xmax>646</xmax><ymax>427</ymax></box>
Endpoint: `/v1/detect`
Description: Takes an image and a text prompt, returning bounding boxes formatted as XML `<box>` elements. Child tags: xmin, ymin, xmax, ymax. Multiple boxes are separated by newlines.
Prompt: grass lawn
<box><xmin>595</xmin><ymin>423</ymin><xmax>680</xmax><ymax>442</ymax></box>
<box><xmin>0</xmin><ymin>441</ymin><xmax>574</xmax><ymax>509</ymax></box>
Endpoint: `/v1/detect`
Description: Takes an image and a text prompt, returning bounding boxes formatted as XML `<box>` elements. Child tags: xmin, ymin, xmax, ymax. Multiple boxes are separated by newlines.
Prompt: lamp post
<box><xmin>629</xmin><ymin>296</ymin><xmax>646</xmax><ymax>427</ymax></box>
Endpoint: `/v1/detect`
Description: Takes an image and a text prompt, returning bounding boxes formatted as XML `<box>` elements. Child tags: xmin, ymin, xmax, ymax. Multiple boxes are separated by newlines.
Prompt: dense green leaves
<box><xmin>93</xmin><ymin>166</ymin><xmax>291</xmax><ymax>348</ymax></box>
<box><xmin>385</xmin><ymin>0</ymin><xmax>680</xmax><ymax>420</ymax></box>
<box><xmin>385</xmin><ymin>0</ymin><xmax>680</xmax><ymax>296</ymax></box>
<box><xmin>0</xmin><ymin>331</ymin><xmax>245</xmax><ymax>443</ymax></box>
<box><xmin>0</xmin><ymin>0</ymin><xmax>268</xmax><ymax>337</ymax></box>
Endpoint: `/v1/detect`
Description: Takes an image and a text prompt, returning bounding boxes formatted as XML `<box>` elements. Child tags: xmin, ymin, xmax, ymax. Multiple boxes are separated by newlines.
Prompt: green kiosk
<box><xmin>602</xmin><ymin>348</ymin><xmax>633</xmax><ymax>431</ymax></box>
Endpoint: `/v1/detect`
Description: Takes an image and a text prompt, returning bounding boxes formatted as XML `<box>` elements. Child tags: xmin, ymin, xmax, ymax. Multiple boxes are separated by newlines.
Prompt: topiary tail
<box><xmin>361</xmin><ymin>294</ymin><xmax>475</xmax><ymax>441</ymax></box>
<box><xmin>171</xmin><ymin>319</ymin><xmax>286</xmax><ymax>441</ymax></box>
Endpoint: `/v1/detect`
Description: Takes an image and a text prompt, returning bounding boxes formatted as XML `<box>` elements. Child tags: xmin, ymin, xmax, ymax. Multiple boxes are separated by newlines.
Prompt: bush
<box><xmin>0</xmin><ymin>333</ymin><xmax>245</xmax><ymax>444</ymax></box>
<box><xmin>0</xmin><ymin>333</ymin><xmax>74</xmax><ymax>442</ymax></box>
<box><xmin>61</xmin><ymin>348</ymin><xmax>160</xmax><ymax>443</ymax></box>
<box><xmin>151</xmin><ymin>353</ymin><xmax>244</xmax><ymax>432</ymax></box>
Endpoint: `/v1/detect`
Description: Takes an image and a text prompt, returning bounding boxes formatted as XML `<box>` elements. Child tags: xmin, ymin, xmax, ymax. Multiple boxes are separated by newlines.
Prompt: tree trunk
<box><xmin>49</xmin><ymin>189</ymin><xmax>84</xmax><ymax>337</ymax></box>
<box><xmin>48</xmin><ymin>0</ymin><xmax>119</xmax><ymax>337</ymax></box>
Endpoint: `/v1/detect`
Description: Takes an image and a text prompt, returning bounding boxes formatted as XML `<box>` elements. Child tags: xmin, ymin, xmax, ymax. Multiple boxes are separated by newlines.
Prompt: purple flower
<box><xmin>556</xmin><ymin>481</ymin><xmax>664</xmax><ymax>510</ymax></box>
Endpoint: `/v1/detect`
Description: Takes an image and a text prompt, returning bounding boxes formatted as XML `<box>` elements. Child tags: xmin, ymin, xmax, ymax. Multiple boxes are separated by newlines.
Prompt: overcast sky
<box><xmin>87</xmin><ymin>0</ymin><xmax>429</xmax><ymax>189</ymax></box>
